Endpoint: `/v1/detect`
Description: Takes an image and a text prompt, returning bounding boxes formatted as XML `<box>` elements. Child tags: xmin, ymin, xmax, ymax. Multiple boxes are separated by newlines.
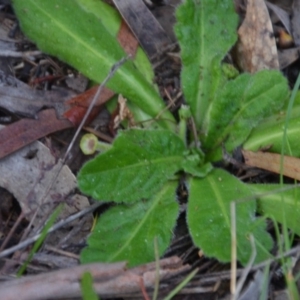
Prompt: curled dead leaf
<box><xmin>235</xmin><ymin>0</ymin><xmax>279</xmax><ymax>72</ymax></box>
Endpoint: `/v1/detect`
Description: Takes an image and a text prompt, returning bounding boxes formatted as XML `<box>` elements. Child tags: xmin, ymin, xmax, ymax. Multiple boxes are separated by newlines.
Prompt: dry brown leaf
<box><xmin>113</xmin><ymin>94</ymin><xmax>135</xmax><ymax>129</ymax></box>
<box><xmin>0</xmin><ymin>128</ymin><xmax>90</xmax><ymax>227</ymax></box>
<box><xmin>242</xmin><ymin>149</ymin><xmax>300</xmax><ymax>180</ymax></box>
<box><xmin>117</xmin><ymin>19</ymin><xmax>139</xmax><ymax>57</ymax></box>
<box><xmin>291</xmin><ymin>0</ymin><xmax>300</xmax><ymax>46</ymax></box>
<box><xmin>278</xmin><ymin>47</ymin><xmax>300</xmax><ymax>69</ymax></box>
<box><xmin>236</xmin><ymin>0</ymin><xmax>279</xmax><ymax>72</ymax></box>
<box><xmin>266</xmin><ymin>1</ymin><xmax>291</xmax><ymax>35</ymax></box>
<box><xmin>0</xmin><ymin>109</ymin><xmax>73</xmax><ymax>159</ymax></box>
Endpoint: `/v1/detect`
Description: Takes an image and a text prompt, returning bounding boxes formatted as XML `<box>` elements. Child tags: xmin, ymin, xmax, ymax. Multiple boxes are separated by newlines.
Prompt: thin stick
<box><xmin>0</xmin><ymin>50</ymin><xmax>42</xmax><ymax>57</ymax></box>
<box><xmin>0</xmin><ymin>211</ymin><xmax>24</xmax><ymax>252</ymax></box>
<box><xmin>230</xmin><ymin>201</ymin><xmax>237</xmax><ymax>296</ymax></box>
<box><xmin>234</xmin><ymin>235</ymin><xmax>256</xmax><ymax>299</ymax></box>
<box><xmin>63</xmin><ymin>57</ymin><xmax>127</xmax><ymax>163</ymax></box>
<box><xmin>152</xmin><ymin>237</ymin><xmax>160</xmax><ymax>300</ymax></box>
<box><xmin>21</xmin><ymin>57</ymin><xmax>127</xmax><ymax>239</ymax></box>
<box><xmin>0</xmin><ymin>201</ymin><xmax>104</xmax><ymax>259</ymax></box>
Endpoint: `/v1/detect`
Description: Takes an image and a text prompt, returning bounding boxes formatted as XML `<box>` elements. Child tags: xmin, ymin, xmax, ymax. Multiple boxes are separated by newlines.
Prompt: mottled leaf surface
<box><xmin>253</xmin><ymin>184</ymin><xmax>300</xmax><ymax>236</ymax></box>
<box><xmin>243</xmin><ymin>105</ymin><xmax>300</xmax><ymax>157</ymax></box>
<box><xmin>76</xmin><ymin>0</ymin><xmax>155</xmax><ymax>85</ymax></box>
<box><xmin>187</xmin><ymin>169</ymin><xmax>272</xmax><ymax>265</ymax></box>
<box><xmin>12</xmin><ymin>0</ymin><xmax>175</xmax><ymax>129</ymax></box>
<box><xmin>203</xmin><ymin>70</ymin><xmax>289</xmax><ymax>157</ymax></box>
<box><xmin>78</xmin><ymin>129</ymin><xmax>185</xmax><ymax>202</ymax></box>
<box><xmin>175</xmin><ymin>0</ymin><xmax>238</xmax><ymax>128</ymax></box>
<box><xmin>80</xmin><ymin>181</ymin><xmax>179</xmax><ymax>267</ymax></box>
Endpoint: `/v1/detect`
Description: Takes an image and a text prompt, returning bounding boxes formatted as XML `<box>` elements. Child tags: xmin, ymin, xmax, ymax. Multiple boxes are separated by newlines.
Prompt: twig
<box><xmin>0</xmin><ymin>211</ymin><xmax>25</xmax><ymax>252</ymax></box>
<box><xmin>232</xmin><ymin>234</ymin><xmax>256</xmax><ymax>300</ymax></box>
<box><xmin>21</xmin><ymin>57</ymin><xmax>127</xmax><ymax>240</ymax></box>
<box><xmin>83</xmin><ymin>126</ymin><xmax>114</xmax><ymax>143</ymax></box>
<box><xmin>63</xmin><ymin>56</ymin><xmax>128</xmax><ymax>163</ymax></box>
<box><xmin>43</xmin><ymin>245</ymin><xmax>79</xmax><ymax>260</ymax></box>
<box><xmin>140</xmin><ymin>277</ymin><xmax>151</xmax><ymax>300</ymax></box>
<box><xmin>230</xmin><ymin>201</ymin><xmax>237</xmax><ymax>295</ymax></box>
<box><xmin>0</xmin><ymin>201</ymin><xmax>104</xmax><ymax>259</ymax></box>
<box><xmin>0</xmin><ymin>256</ymin><xmax>189</xmax><ymax>300</ymax></box>
<box><xmin>0</xmin><ymin>50</ymin><xmax>42</xmax><ymax>57</ymax></box>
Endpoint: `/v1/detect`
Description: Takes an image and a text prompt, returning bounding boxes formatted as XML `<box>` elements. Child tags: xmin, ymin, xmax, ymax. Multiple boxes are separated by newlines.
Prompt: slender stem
<box><xmin>178</xmin><ymin>105</ymin><xmax>191</xmax><ymax>146</ymax></box>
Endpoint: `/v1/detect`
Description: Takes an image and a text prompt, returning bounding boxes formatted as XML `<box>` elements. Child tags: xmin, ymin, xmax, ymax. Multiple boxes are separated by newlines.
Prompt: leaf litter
<box><xmin>1</xmin><ymin>0</ymin><xmax>297</xmax><ymax>299</ymax></box>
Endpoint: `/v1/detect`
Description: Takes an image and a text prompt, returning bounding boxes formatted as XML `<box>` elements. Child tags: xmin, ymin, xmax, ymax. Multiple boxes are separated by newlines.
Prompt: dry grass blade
<box><xmin>242</xmin><ymin>149</ymin><xmax>300</xmax><ymax>181</ymax></box>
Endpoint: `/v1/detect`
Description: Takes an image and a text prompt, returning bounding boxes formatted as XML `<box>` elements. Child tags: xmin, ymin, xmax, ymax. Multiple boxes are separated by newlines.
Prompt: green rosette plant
<box><xmin>13</xmin><ymin>0</ymin><xmax>300</xmax><ymax>268</ymax></box>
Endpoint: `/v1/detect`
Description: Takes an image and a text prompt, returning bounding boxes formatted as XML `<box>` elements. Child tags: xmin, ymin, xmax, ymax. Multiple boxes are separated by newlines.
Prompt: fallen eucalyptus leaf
<box><xmin>0</xmin><ymin>109</ymin><xmax>72</xmax><ymax>159</ymax></box>
<box><xmin>0</xmin><ymin>125</ymin><xmax>90</xmax><ymax>227</ymax></box>
<box><xmin>236</xmin><ymin>0</ymin><xmax>279</xmax><ymax>72</ymax></box>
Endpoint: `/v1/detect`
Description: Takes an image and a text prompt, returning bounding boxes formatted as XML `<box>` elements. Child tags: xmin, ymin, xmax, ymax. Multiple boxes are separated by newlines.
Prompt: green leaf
<box><xmin>78</xmin><ymin>129</ymin><xmax>185</xmax><ymax>202</ymax></box>
<box><xmin>187</xmin><ymin>169</ymin><xmax>272</xmax><ymax>265</ymax></box>
<box><xmin>181</xmin><ymin>148</ymin><xmax>213</xmax><ymax>178</ymax></box>
<box><xmin>80</xmin><ymin>181</ymin><xmax>179</xmax><ymax>267</ymax></box>
<box><xmin>75</xmin><ymin>0</ymin><xmax>155</xmax><ymax>86</ymax></box>
<box><xmin>80</xmin><ymin>272</ymin><xmax>99</xmax><ymax>300</ymax></box>
<box><xmin>182</xmin><ymin>160</ymin><xmax>213</xmax><ymax>178</ymax></box>
<box><xmin>76</xmin><ymin>0</ymin><xmax>121</xmax><ymax>36</ymax></box>
<box><xmin>12</xmin><ymin>0</ymin><xmax>175</xmax><ymax>130</ymax></box>
<box><xmin>252</xmin><ymin>184</ymin><xmax>300</xmax><ymax>236</ymax></box>
<box><xmin>203</xmin><ymin>70</ymin><xmax>289</xmax><ymax>158</ymax></box>
<box><xmin>243</xmin><ymin>104</ymin><xmax>300</xmax><ymax>157</ymax></box>
<box><xmin>175</xmin><ymin>0</ymin><xmax>238</xmax><ymax>128</ymax></box>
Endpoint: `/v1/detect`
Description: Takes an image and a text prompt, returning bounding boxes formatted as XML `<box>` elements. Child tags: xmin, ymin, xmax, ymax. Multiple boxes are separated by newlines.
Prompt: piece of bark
<box><xmin>0</xmin><ymin>85</ymin><xmax>73</xmax><ymax>119</ymax></box>
<box><xmin>242</xmin><ymin>149</ymin><xmax>300</xmax><ymax>181</ymax></box>
<box><xmin>236</xmin><ymin>0</ymin><xmax>279</xmax><ymax>72</ymax></box>
<box><xmin>0</xmin><ymin>257</ymin><xmax>190</xmax><ymax>300</ymax></box>
<box><xmin>0</xmin><ymin>262</ymin><xmax>126</xmax><ymax>300</ymax></box>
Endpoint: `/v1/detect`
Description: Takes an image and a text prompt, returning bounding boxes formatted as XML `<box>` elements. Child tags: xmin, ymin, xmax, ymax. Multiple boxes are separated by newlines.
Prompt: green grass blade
<box><xmin>163</xmin><ymin>268</ymin><xmax>199</xmax><ymax>300</ymax></box>
<box><xmin>81</xmin><ymin>272</ymin><xmax>99</xmax><ymax>300</ymax></box>
<box><xmin>17</xmin><ymin>204</ymin><xmax>63</xmax><ymax>276</ymax></box>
